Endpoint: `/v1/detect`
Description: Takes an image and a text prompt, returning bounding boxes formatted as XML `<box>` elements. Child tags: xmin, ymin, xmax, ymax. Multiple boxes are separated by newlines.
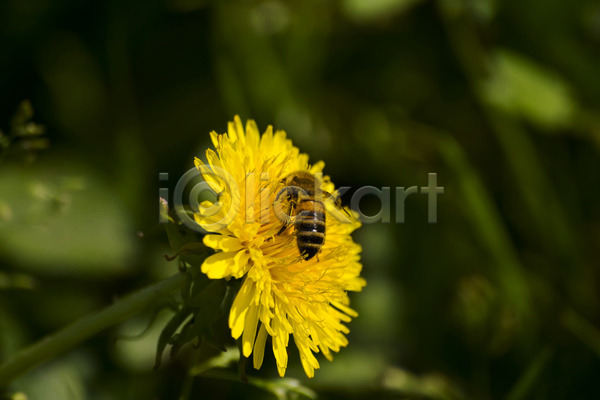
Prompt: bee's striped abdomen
<box><xmin>295</xmin><ymin>199</ymin><xmax>326</xmax><ymax>260</ymax></box>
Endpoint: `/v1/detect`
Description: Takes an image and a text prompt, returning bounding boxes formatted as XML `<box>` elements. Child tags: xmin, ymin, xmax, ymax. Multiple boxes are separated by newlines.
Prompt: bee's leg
<box><xmin>322</xmin><ymin>191</ymin><xmax>340</xmax><ymax>206</ymax></box>
<box><xmin>275</xmin><ymin>185</ymin><xmax>298</xmax><ymax>235</ymax></box>
<box><xmin>274</xmin><ymin>187</ymin><xmax>286</xmax><ymax>203</ymax></box>
<box><xmin>323</xmin><ymin>190</ymin><xmax>352</xmax><ymax>218</ymax></box>
<box><xmin>276</xmin><ymin>222</ymin><xmax>289</xmax><ymax>236</ymax></box>
<box><xmin>275</xmin><ymin>185</ymin><xmax>296</xmax><ymax>203</ymax></box>
<box><xmin>276</xmin><ymin>200</ymin><xmax>296</xmax><ymax>236</ymax></box>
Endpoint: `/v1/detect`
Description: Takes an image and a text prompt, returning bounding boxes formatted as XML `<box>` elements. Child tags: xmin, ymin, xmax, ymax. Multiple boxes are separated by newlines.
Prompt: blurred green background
<box><xmin>2</xmin><ymin>0</ymin><xmax>600</xmax><ymax>399</ymax></box>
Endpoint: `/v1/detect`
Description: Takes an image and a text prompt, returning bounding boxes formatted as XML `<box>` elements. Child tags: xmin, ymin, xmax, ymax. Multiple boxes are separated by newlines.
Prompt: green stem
<box><xmin>561</xmin><ymin>308</ymin><xmax>600</xmax><ymax>357</ymax></box>
<box><xmin>179</xmin><ymin>340</ymin><xmax>203</xmax><ymax>400</ymax></box>
<box><xmin>0</xmin><ymin>272</ymin><xmax>187</xmax><ymax>387</ymax></box>
<box><xmin>505</xmin><ymin>347</ymin><xmax>553</xmax><ymax>400</ymax></box>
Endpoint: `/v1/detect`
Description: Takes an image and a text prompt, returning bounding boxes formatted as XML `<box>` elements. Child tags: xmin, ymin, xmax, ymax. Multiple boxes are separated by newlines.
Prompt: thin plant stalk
<box><xmin>0</xmin><ymin>273</ymin><xmax>187</xmax><ymax>387</ymax></box>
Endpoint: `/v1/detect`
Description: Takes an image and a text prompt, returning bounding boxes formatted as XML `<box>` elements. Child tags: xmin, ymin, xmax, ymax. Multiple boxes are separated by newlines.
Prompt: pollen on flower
<box><xmin>194</xmin><ymin>115</ymin><xmax>365</xmax><ymax>378</ymax></box>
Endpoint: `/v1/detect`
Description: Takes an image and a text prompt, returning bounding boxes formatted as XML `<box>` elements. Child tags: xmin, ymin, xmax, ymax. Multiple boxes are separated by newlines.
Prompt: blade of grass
<box><xmin>436</xmin><ymin>133</ymin><xmax>532</xmax><ymax>319</ymax></box>
<box><xmin>505</xmin><ymin>347</ymin><xmax>553</xmax><ymax>400</ymax></box>
<box><xmin>0</xmin><ymin>273</ymin><xmax>187</xmax><ymax>387</ymax></box>
<box><xmin>561</xmin><ymin>308</ymin><xmax>600</xmax><ymax>358</ymax></box>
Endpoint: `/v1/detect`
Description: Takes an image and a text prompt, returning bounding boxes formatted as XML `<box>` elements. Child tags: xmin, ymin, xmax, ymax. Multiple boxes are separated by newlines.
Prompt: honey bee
<box><xmin>275</xmin><ymin>171</ymin><xmax>329</xmax><ymax>261</ymax></box>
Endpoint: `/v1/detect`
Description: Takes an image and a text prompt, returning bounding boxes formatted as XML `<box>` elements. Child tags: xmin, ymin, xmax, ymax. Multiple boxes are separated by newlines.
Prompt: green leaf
<box><xmin>0</xmin><ymin>159</ymin><xmax>136</xmax><ymax>277</ymax></box>
<box><xmin>163</xmin><ymin>216</ymin><xmax>188</xmax><ymax>255</ymax></box>
<box><xmin>10</xmin><ymin>100</ymin><xmax>34</xmax><ymax>128</ymax></box>
<box><xmin>165</xmin><ymin>242</ymin><xmax>211</xmax><ymax>267</ymax></box>
<box><xmin>342</xmin><ymin>0</ymin><xmax>423</xmax><ymax>22</ymax></box>
<box><xmin>0</xmin><ymin>130</ymin><xmax>10</xmax><ymax>149</ymax></box>
<box><xmin>187</xmin><ymin>281</ymin><xmax>229</xmax><ymax>351</ymax></box>
<box><xmin>381</xmin><ymin>367</ymin><xmax>466</xmax><ymax>400</ymax></box>
<box><xmin>202</xmin><ymin>281</ymin><xmax>239</xmax><ymax>351</ymax></box>
<box><xmin>169</xmin><ymin>319</ymin><xmax>199</xmax><ymax>359</ymax></box>
<box><xmin>187</xmin><ymin>280</ymin><xmax>226</xmax><ymax>308</ymax></box>
<box><xmin>483</xmin><ymin>50</ymin><xmax>576</xmax><ymax>130</ymax></box>
<box><xmin>189</xmin><ymin>347</ymin><xmax>240</xmax><ymax>376</ymax></box>
<box><xmin>154</xmin><ymin>306</ymin><xmax>193</xmax><ymax>369</ymax></box>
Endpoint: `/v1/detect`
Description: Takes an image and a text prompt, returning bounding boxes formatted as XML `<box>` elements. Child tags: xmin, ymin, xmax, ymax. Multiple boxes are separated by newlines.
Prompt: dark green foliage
<box><xmin>2</xmin><ymin>0</ymin><xmax>600</xmax><ymax>398</ymax></box>
<box><xmin>154</xmin><ymin>210</ymin><xmax>236</xmax><ymax>369</ymax></box>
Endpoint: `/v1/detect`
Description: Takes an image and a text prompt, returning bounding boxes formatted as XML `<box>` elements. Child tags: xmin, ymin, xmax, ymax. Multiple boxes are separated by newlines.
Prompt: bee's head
<box><xmin>283</xmin><ymin>171</ymin><xmax>318</xmax><ymax>186</ymax></box>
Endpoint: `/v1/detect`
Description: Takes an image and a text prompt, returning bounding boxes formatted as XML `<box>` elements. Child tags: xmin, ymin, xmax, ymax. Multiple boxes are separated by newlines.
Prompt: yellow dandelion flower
<box><xmin>194</xmin><ymin>116</ymin><xmax>365</xmax><ymax>378</ymax></box>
